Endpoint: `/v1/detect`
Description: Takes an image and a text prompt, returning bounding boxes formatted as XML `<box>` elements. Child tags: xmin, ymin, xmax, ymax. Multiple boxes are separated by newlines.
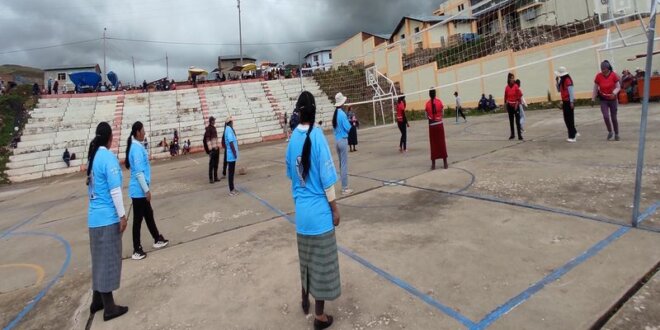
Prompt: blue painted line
<box><xmin>0</xmin><ymin>213</ymin><xmax>43</xmax><ymax>240</ymax></box>
<box><xmin>3</xmin><ymin>231</ymin><xmax>72</xmax><ymax>330</ymax></box>
<box><xmin>475</xmin><ymin>226</ymin><xmax>630</xmax><ymax>330</ymax></box>
<box><xmin>238</xmin><ymin>186</ymin><xmax>477</xmax><ymax>328</ymax></box>
<box><xmin>637</xmin><ymin>201</ymin><xmax>659</xmax><ymax>225</ymax></box>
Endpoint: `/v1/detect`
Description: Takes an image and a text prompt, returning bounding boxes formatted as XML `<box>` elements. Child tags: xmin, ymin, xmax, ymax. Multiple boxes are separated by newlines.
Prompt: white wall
<box><xmin>305</xmin><ymin>51</ymin><xmax>332</xmax><ymax>68</ymax></box>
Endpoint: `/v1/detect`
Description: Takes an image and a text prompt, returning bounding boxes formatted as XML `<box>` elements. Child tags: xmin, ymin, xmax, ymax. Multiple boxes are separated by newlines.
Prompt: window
<box><xmin>401</xmin><ymin>34</ymin><xmax>405</xmax><ymax>40</ymax></box>
<box><xmin>458</xmin><ymin>4</ymin><xmax>465</xmax><ymax>11</ymax></box>
<box><xmin>313</xmin><ymin>55</ymin><xmax>319</xmax><ymax>62</ymax></box>
<box><xmin>57</xmin><ymin>73</ymin><xmax>66</xmax><ymax>80</ymax></box>
<box><xmin>414</xmin><ymin>27</ymin><xmax>420</xmax><ymax>33</ymax></box>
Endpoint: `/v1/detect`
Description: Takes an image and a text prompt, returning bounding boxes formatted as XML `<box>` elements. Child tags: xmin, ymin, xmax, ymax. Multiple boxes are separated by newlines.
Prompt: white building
<box><xmin>304</xmin><ymin>47</ymin><xmax>335</xmax><ymax>69</ymax></box>
<box><xmin>43</xmin><ymin>64</ymin><xmax>101</xmax><ymax>93</ymax></box>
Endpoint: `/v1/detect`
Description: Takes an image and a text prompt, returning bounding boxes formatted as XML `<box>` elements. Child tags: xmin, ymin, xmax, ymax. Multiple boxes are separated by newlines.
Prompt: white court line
<box><xmin>187</xmin><ymin>156</ymin><xmax>200</xmax><ymax>165</ymax></box>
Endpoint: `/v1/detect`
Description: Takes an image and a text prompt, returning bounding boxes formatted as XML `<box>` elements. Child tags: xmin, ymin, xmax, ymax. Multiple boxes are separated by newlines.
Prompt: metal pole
<box><xmin>132</xmin><ymin>56</ymin><xmax>136</xmax><ymax>87</ymax></box>
<box><xmin>166</xmin><ymin>52</ymin><xmax>169</xmax><ymax>79</ymax></box>
<box><xmin>632</xmin><ymin>0</ymin><xmax>657</xmax><ymax>227</ymax></box>
<box><xmin>237</xmin><ymin>0</ymin><xmax>244</xmax><ymax>74</ymax></box>
<box><xmin>103</xmin><ymin>28</ymin><xmax>107</xmax><ymax>84</ymax></box>
<box><xmin>299</xmin><ymin>51</ymin><xmax>303</xmax><ymax>91</ymax></box>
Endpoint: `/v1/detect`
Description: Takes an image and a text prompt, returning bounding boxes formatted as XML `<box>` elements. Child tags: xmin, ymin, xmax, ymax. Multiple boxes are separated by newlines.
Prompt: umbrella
<box><xmin>188</xmin><ymin>67</ymin><xmax>208</xmax><ymax>75</ymax></box>
<box><xmin>241</xmin><ymin>63</ymin><xmax>257</xmax><ymax>72</ymax></box>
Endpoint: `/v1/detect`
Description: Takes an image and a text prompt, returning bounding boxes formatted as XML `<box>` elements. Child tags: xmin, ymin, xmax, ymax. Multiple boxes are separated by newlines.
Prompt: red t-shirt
<box><xmin>396</xmin><ymin>102</ymin><xmax>406</xmax><ymax>122</ymax></box>
<box><xmin>425</xmin><ymin>98</ymin><xmax>444</xmax><ymax>122</ymax></box>
<box><xmin>594</xmin><ymin>72</ymin><xmax>619</xmax><ymax>95</ymax></box>
<box><xmin>504</xmin><ymin>84</ymin><xmax>522</xmax><ymax>104</ymax></box>
<box><xmin>559</xmin><ymin>76</ymin><xmax>573</xmax><ymax>101</ymax></box>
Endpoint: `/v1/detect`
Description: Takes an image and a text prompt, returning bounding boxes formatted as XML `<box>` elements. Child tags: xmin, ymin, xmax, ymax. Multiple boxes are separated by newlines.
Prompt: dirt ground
<box><xmin>1</xmin><ymin>104</ymin><xmax>659</xmax><ymax>330</ymax></box>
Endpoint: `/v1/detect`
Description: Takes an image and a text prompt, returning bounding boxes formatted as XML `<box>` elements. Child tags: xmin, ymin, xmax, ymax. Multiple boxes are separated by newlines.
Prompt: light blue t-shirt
<box><xmin>333</xmin><ymin>108</ymin><xmax>352</xmax><ymax>141</ymax></box>
<box><xmin>88</xmin><ymin>147</ymin><xmax>123</xmax><ymax>228</ymax></box>
<box><xmin>224</xmin><ymin>126</ymin><xmax>239</xmax><ymax>162</ymax></box>
<box><xmin>128</xmin><ymin>140</ymin><xmax>151</xmax><ymax>198</ymax></box>
<box><xmin>286</xmin><ymin>125</ymin><xmax>338</xmax><ymax>235</ymax></box>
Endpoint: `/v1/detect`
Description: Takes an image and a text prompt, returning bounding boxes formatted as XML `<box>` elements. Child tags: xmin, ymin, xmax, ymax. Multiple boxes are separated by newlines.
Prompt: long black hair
<box><xmin>398</xmin><ymin>96</ymin><xmax>406</xmax><ymax>107</ymax></box>
<box><xmin>332</xmin><ymin>107</ymin><xmax>338</xmax><ymax>129</ymax></box>
<box><xmin>507</xmin><ymin>72</ymin><xmax>515</xmax><ymax>85</ymax></box>
<box><xmin>297</xmin><ymin>91</ymin><xmax>316</xmax><ymax>180</ymax></box>
<box><xmin>429</xmin><ymin>88</ymin><xmax>437</xmax><ymax>116</ymax></box>
<box><xmin>86</xmin><ymin>122</ymin><xmax>112</xmax><ymax>185</ymax></box>
<box><xmin>124</xmin><ymin>121</ymin><xmax>144</xmax><ymax>170</ymax></box>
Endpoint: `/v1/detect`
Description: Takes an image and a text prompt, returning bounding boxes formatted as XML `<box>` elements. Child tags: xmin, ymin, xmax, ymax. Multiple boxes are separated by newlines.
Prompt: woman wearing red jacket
<box><xmin>396</xmin><ymin>96</ymin><xmax>410</xmax><ymax>153</ymax></box>
<box><xmin>504</xmin><ymin>73</ymin><xmax>523</xmax><ymax>140</ymax></box>
<box><xmin>425</xmin><ymin>88</ymin><xmax>448</xmax><ymax>170</ymax></box>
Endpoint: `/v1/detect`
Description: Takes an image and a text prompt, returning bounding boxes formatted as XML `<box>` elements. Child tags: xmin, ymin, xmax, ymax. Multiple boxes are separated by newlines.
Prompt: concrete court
<box><xmin>0</xmin><ymin>103</ymin><xmax>659</xmax><ymax>330</ymax></box>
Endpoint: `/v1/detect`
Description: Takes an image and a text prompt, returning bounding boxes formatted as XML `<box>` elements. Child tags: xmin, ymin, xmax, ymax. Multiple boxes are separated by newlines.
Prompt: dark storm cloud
<box><xmin>0</xmin><ymin>0</ymin><xmax>438</xmax><ymax>83</ymax></box>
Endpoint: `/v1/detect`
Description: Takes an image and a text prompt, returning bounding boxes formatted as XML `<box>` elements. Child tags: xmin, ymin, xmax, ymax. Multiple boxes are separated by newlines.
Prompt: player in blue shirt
<box><xmin>125</xmin><ymin>121</ymin><xmax>169</xmax><ymax>260</ymax></box>
<box><xmin>286</xmin><ymin>91</ymin><xmax>341</xmax><ymax>330</ymax></box>
<box><xmin>86</xmin><ymin>122</ymin><xmax>129</xmax><ymax>321</ymax></box>
<box><xmin>223</xmin><ymin>116</ymin><xmax>240</xmax><ymax>196</ymax></box>
<box><xmin>331</xmin><ymin>92</ymin><xmax>353</xmax><ymax>196</ymax></box>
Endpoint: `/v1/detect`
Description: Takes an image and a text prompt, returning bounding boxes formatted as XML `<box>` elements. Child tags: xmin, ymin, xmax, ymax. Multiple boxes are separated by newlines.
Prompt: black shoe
<box><xmin>131</xmin><ymin>249</ymin><xmax>146</xmax><ymax>260</ymax></box>
<box><xmin>209</xmin><ymin>179</ymin><xmax>215</xmax><ymax>184</ymax></box>
<box><xmin>103</xmin><ymin>305</ymin><xmax>128</xmax><ymax>321</ymax></box>
<box><xmin>509</xmin><ymin>136</ymin><xmax>514</xmax><ymax>140</ymax></box>
<box><xmin>214</xmin><ymin>178</ymin><xmax>220</xmax><ymax>182</ymax></box>
<box><xmin>518</xmin><ymin>137</ymin><xmax>524</xmax><ymax>141</ymax></box>
<box><xmin>90</xmin><ymin>291</ymin><xmax>103</xmax><ymax>314</ymax></box>
<box><xmin>314</xmin><ymin>315</ymin><xmax>333</xmax><ymax>330</ymax></box>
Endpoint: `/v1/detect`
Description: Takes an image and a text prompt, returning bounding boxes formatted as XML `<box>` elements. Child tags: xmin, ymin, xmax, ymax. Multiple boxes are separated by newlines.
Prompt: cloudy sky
<box><xmin>0</xmin><ymin>0</ymin><xmax>438</xmax><ymax>83</ymax></box>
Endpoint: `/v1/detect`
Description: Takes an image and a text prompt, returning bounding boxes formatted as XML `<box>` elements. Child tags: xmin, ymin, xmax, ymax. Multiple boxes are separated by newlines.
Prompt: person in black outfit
<box><xmin>203</xmin><ymin>116</ymin><xmax>220</xmax><ymax>183</ymax></box>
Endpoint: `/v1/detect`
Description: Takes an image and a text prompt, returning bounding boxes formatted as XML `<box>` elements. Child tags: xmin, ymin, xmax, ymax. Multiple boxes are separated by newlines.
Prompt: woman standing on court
<box><xmin>125</xmin><ymin>121</ymin><xmax>169</xmax><ymax>260</ymax></box>
<box><xmin>504</xmin><ymin>73</ymin><xmax>523</xmax><ymax>140</ymax></box>
<box><xmin>223</xmin><ymin>116</ymin><xmax>240</xmax><ymax>196</ymax></box>
<box><xmin>86</xmin><ymin>122</ymin><xmax>129</xmax><ymax>321</ymax></box>
<box><xmin>593</xmin><ymin>60</ymin><xmax>621</xmax><ymax>141</ymax></box>
<box><xmin>332</xmin><ymin>92</ymin><xmax>353</xmax><ymax>195</ymax></box>
<box><xmin>425</xmin><ymin>88</ymin><xmax>448</xmax><ymax>170</ymax></box>
<box><xmin>286</xmin><ymin>91</ymin><xmax>341</xmax><ymax>330</ymax></box>
<box><xmin>396</xmin><ymin>96</ymin><xmax>410</xmax><ymax>153</ymax></box>
<box><xmin>555</xmin><ymin>66</ymin><xmax>578</xmax><ymax>142</ymax></box>
<box><xmin>347</xmin><ymin>107</ymin><xmax>359</xmax><ymax>152</ymax></box>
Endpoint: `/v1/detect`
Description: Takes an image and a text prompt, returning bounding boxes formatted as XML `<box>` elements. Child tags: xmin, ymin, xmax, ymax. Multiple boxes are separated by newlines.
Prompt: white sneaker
<box><xmin>566</xmin><ymin>138</ymin><xmax>576</xmax><ymax>143</ymax></box>
<box><xmin>341</xmin><ymin>188</ymin><xmax>354</xmax><ymax>195</ymax></box>
<box><xmin>153</xmin><ymin>237</ymin><xmax>169</xmax><ymax>249</ymax></box>
<box><xmin>229</xmin><ymin>190</ymin><xmax>239</xmax><ymax>197</ymax></box>
<box><xmin>132</xmin><ymin>251</ymin><xmax>146</xmax><ymax>260</ymax></box>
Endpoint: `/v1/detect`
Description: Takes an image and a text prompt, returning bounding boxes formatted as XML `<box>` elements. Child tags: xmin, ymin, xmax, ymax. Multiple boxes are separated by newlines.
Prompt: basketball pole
<box><xmin>631</xmin><ymin>0</ymin><xmax>657</xmax><ymax>227</ymax></box>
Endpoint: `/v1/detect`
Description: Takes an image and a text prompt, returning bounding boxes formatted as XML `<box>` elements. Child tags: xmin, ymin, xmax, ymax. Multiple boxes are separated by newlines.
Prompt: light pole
<box><xmin>103</xmin><ymin>27</ymin><xmax>107</xmax><ymax>84</ymax></box>
<box><xmin>237</xmin><ymin>0</ymin><xmax>243</xmax><ymax>67</ymax></box>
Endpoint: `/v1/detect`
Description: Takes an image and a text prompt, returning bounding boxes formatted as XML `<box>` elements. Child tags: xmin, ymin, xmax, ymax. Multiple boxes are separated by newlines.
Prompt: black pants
<box><xmin>222</xmin><ymin>148</ymin><xmax>228</xmax><ymax>176</ymax></box>
<box><xmin>132</xmin><ymin>198</ymin><xmax>161</xmax><ymax>251</ymax></box>
<box><xmin>506</xmin><ymin>103</ymin><xmax>522</xmax><ymax>139</ymax></box>
<box><xmin>209</xmin><ymin>149</ymin><xmax>219</xmax><ymax>181</ymax></box>
<box><xmin>457</xmin><ymin>106</ymin><xmax>466</xmax><ymax>120</ymax></box>
<box><xmin>397</xmin><ymin>121</ymin><xmax>407</xmax><ymax>150</ymax></box>
<box><xmin>227</xmin><ymin>161</ymin><xmax>236</xmax><ymax>191</ymax></box>
<box><xmin>562</xmin><ymin>101</ymin><xmax>577</xmax><ymax>139</ymax></box>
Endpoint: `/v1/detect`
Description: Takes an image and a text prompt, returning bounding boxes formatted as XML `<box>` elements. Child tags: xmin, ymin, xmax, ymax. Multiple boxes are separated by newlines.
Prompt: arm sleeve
<box><xmin>110</xmin><ymin>187</ymin><xmax>126</xmax><ymax>218</ymax></box>
<box><xmin>613</xmin><ymin>81</ymin><xmax>621</xmax><ymax>95</ymax></box>
<box><xmin>325</xmin><ymin>185</ymin><xmax>336</xmax><ymax>202</ymax></box>
<box><xmin>136</xmin><ymin>172</ymin><xmax>149</xmax><ymax>193</ymax></box>
<box><xmin>568</xmin><ymin>85</ymin><xmax>575</xmax><ymax>103</ymax></box>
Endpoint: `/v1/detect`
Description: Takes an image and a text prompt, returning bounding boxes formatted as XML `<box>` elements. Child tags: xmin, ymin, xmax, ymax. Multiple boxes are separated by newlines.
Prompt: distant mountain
<box><xmin>0</xmin><ymin>65</ymin><xmax>43</xmax><ymax>79</ymax></box>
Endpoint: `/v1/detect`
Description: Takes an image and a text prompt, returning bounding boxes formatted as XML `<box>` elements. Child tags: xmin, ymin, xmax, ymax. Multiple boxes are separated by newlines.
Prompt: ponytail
<box><xmin>124</xmin><ymin>121</ymin><xmax>144</xmax><ymax>170</ymax></box>
<box><xmin>87</xmin><ymin>122</ymin><xmax>112</xmax><ymax>185</ymax></box>
<box><xmin>429</xmin><ymin>89</ymin><xmax>437</xmax><ymax>116</ymax></box>
<box><xmin>296</xmin><ymin>91</ymin><xmax>316</xmax><ymax>180</ymax></box>
<box><xmin>332</xmin><ymin>108</ymin><xmax>338</xmax><ymax>129</ymax></box>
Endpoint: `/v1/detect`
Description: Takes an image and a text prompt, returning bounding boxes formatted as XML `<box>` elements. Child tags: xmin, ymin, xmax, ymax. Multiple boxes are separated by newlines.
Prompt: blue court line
<box><xmin>637</xmin><ymin>201</ymin><xmax>660</xmax><ymax>225</ymax></box>
<box><xmin>474</xmin><ymin>226</ymin><xmax>631</xmax><ymax>330</ymax></box>
<box><xmin>0</xmin><ymin>212</ymin><xmax>45</xmax><ymax>240</ymax></box>
<box><xmin>238</xmin><ymin>186</ymin><xmax>477</xmax><ymax>328</ymax></box>
<box><xmin>3</xmin><ymin>231</ymin><xmax>72</xmax><ymax>330</ymax></box>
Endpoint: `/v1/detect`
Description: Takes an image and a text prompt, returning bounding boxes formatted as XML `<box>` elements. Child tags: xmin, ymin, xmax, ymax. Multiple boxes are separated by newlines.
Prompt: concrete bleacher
<box><xmin>7</xmin><ymin>77</ymin><xmax>333</xmax><ymax>182</ymax></box>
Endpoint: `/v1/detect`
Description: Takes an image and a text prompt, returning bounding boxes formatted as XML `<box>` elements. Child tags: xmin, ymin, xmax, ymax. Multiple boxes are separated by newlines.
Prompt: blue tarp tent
<box><xmin>69</xmin><ymin>72</ymin><xmax>101</xmax><ymax>92</ymax></box>
<box><xmin>107</xmin><ymin>71</ymin><xmax>118</xmax><ymax>88</ymax></box>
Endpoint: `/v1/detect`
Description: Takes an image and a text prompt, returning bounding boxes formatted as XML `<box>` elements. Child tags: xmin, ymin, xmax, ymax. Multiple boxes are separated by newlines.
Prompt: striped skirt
<box><xmin>297</xmin><ymin>230</ymin><xmax>341</xmax><ymax>301</ymax></box>
<box><xmin>89</xmin><ymin>223</ymin><xmax>122</xmax><ymax>293</ymax></box>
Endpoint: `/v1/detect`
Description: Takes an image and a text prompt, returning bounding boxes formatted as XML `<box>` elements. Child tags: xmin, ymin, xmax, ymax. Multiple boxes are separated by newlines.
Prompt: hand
<box><xmin>406</xmin><ymin>123</ymin><xmax>410</xmax><ymax>128</ymax></box>
<box><xmin>332</xmin><ymin>210</ymin><xmax>340</xmax><ymax>227</ymax></box>
<box><xmin>119</xmin><ymin>216</ymin><xmax>128</xmax><ymax>233</ymax></box>
<box><xmin>146</xmin><ymin>191</ymin><xmax>152</xmax><ymax>202</ymax></box>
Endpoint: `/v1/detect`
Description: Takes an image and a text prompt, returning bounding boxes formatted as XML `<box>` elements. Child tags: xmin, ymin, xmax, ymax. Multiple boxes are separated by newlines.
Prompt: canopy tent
<box><xmin>69</xmin><ymin>72</ymin><xmax>101</xmax><ymax>92</ymax></box>
<box><xmin>188</xmin><ymin>67</ymin><xmax>208</xmax><ymax>77</ymax></box>
<box><xmin>107</xmin><ymin>71</ymin><xmax>118</xmax><ymax>87</ymax></box>
<box><xmin>241</xmin><ymin>63</ymin><xmax>257</xmax><ymax>72</ymax></box>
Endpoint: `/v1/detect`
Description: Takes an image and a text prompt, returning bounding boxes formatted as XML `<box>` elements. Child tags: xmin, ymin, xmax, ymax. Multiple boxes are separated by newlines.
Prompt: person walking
<box><xmin>332</xmin><ymin>92</ymin><xmax>353</xmax><ymax>195</ymax></box>
<box><xmin>396</xmin><ymin>96</ymin><xmax>410</xmax><ymax>153</ymax></box>
<box><xmin>453</xmin><ymin>91</ymin><xmax>467</xmax><ymax>123</ymax></box>
<box><xmin>203</xmin><ymin>116</ymin><xmax>220</xmax><ymax>183</ymax></box>
<box><xmin>53</xmin><ymin>80</ymin><xmax>59</xmax><ymax>95</ymax></box>
<box><xmin>347</xmin><ymin>107</ymin><xmax>359</xmax><ymax>152</ymax></box>
<box><xmin>504</xmin><ymin>73</ymin><xmax>523</xmax><ymax>140</ymax></box>
<box><xmin>286</xmin><ymin>91</ymin><xmax>341</xmax><ymax>330</ymax></box>
<box><xmin>86</xmin><ymin>122</ymin><xmax>129</xmax><ymax>321</ymax></box>
<box><xmin>555</xmin><ymin>66</ymin><xmax>578</xmax><ymax>142</ymax></box>
<box><xmin>426</xmin><ymin>88</ymin><xmax>448</xmax><ymax>170</ymax></box>
<box><xmin>125</xmin><ymin>121</ymin><xmax>169</xmax><ymax>260</ymax></box>
<box><xmin>593</xmin><ymin>60</ymin><xmax>621</xmax><ymax>141</ymax></box>
<box><xmin>515</xmin><ymin>79</ymin><xmax>527</xmax><ymax>133</ymax></box>
<box><xmin>224</xmin><ymin>117</ymin><xmax>239</xmax><ymax>196</ymax></box>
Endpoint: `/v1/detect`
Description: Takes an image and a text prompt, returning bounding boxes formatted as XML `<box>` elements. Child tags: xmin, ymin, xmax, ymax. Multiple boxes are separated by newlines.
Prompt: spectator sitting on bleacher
<box><xmin>63</xmin><ymin>148</ymin><xmax>74</xmax><ymax>167</ymax></box>
<box><xmin>478</xmin><ymin>94</ymin><xmax>488</xmax><ymax>112</ymax></box>
<box><xmin>487</xmin><ymin>95</ymin><xmax>497</xmax><ymax>112</ymax></box>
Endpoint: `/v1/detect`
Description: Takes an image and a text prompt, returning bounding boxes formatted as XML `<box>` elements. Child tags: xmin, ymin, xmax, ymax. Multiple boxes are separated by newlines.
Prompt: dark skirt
<box><xmin>297</xmin><ymin>230</ymin><xmax>341</xmax><ymax>301</ymax></box>
<box><xmin>348</xmin><ymin>126</ymin><xmax>358</xmax><ymax>145</ymax></box>
<box><xmin>89</xmin><ymin>223</ymin><xmax>122</xmax><ymax>292</ymax></box>
<box><xmin>429</xmin><ymin>122</ymin><xmax>448</xmax><ymax>160</ymax></box>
